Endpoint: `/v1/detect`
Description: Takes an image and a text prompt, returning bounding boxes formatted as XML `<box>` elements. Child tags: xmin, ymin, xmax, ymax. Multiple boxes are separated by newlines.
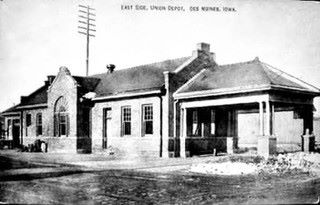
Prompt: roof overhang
<box><xmin>92</xmin><ymin>90</ymin><xmax>162</xmax><ymax>101</ymax></box>
<box><xmin>174</xmin><ymin>85</ymin><xmax>320</xmax><ymax>100</ymax></box>
<box><xmin>16</xmin><ymin>103</ymin><xmax>48</xmax><ymax>110</ymax></box>
<box><xmin>0</xmin><ymin>112</ymin><xmax>20</xmax><ymax>117</ymax></box>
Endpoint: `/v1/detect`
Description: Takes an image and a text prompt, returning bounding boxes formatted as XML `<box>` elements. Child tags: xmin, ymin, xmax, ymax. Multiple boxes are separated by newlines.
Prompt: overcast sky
<box><xmin>0</xmin><ymin>0</ymin><xmax>320</xmax><ymax>115</ymax></box>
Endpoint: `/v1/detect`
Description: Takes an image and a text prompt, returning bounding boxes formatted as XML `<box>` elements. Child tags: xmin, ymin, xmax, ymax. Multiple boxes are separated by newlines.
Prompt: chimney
<box><xmin>106</xmin><ymin>64</ymin><xmax>115</xmax><ymax>73</ymax></box>
<box><xmin>192</xmin><ymin>42</ymin><xmax>216</xmax><ymax>61</ymax></box>
<box><xmin>47</xmin><ymin>75</ymin><xmax>55</xmax><ymax>84</ymax></box>
<box><xmin>197</xmin><ymin>42</ymin><xmax>210</xmax><ymax>53</ymax></box>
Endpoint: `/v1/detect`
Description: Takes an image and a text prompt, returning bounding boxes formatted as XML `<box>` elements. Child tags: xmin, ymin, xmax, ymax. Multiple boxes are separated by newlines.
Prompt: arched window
<box><xmin>54</xmin><ymin>97</ymin><xmax>69</xmax><ymax>137</ymax></box>
<box><xmin>36</xmin><ymin>113</ymin><xmax>42</xmax><ymax>136</ymax></box>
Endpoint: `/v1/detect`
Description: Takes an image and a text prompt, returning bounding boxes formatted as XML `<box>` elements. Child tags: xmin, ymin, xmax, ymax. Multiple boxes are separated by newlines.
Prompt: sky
<box><xmin>0</xmin><ymin>0</ymin><xmax>320</xmax><ymax>115</ymax></box>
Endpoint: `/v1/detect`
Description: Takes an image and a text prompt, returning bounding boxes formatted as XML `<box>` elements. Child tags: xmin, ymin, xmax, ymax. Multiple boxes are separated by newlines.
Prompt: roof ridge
<box><xmin>261</xmin><ymin>61</ymin><xmax>320</xmax><ymax>92</ymax></box>
<box><xmin>128</xmin><ymin>56</ymin><xmax>189</xmax><ymax>70</ymax></box>
<box><xmin>219</xmin><ymin>59</ymin><xmax>256</xmax><ymax>68</ymax></box>
<box><xmin>73</xmin><ymin>75</ymin><xmax>100</xmax><ymax>79</ymax></box>
<box><xmin>257</xmin><ymin>61</ymin><xmax>274</xmax><ymax>85</ymax></box>
<box><xmin>90</xmin><ymin>56</ymin><xmax>189</xmax><ymax>77</ymax></box>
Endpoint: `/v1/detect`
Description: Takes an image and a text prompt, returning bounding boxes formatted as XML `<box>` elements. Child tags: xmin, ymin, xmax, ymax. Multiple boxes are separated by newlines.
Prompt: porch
<box><xmin>177</xmin><ymin>94</ymin><xmax>314</xmax><ymax>158</ymax></box>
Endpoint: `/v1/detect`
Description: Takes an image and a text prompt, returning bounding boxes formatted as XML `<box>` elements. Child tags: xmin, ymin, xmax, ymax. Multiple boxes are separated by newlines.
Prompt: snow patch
<box><xmin>82</xmin><ymin>92</ymin><xmax>96</xmax><ymax>99</ymax></box>
<box><xmin>190</xmin><ymin>161</ymin><xmax>258</xmax><ymax>175</ymax></box>
<box><xmin>189</xmin><ymin>152</ymin><xmax>320</xmax><ymax>176</ymax></box>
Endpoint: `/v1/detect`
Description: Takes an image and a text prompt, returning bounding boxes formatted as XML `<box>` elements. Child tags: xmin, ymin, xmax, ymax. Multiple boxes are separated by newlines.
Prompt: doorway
<box><xmin>102</xmin><ymin>108</ymin><xmax>112</xmax><ymax>149</ymax></box>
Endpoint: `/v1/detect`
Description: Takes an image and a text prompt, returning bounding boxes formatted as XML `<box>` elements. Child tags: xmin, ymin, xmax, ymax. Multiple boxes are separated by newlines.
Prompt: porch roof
<box><xmin>174</xmin><ymin>58</ymin><xmax>320</xmax><ymax>99</ymax></box>
<box><xmin>0</xmin><ymin>104</ymin><xmax>21</xmax><ymax>116</ymax></box>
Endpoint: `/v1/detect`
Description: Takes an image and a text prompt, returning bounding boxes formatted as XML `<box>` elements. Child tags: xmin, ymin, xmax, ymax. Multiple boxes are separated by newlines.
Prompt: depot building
<box><xmin>1</xmin><ymin>43</ymin><xmax>319</xmax><ymax>157</ymax></box>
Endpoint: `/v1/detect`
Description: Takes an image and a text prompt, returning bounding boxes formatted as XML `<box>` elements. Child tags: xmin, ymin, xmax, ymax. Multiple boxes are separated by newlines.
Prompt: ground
<box><xmin>0</xmin><ymin>150</ymin><xmax>319</xmax><ymax>204</ymax></box>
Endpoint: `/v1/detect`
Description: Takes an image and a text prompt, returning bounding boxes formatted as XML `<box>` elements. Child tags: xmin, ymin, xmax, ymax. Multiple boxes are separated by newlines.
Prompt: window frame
<box><xmin>142</xmin><ymin>104</ymin><xmax>153</xmax><ymax>136</ymax></box>
<box><xmin>26</xmin><ymin>114</ymin><xmax>32</xmax><ymax>127</ymax></box>
<box><xmin>59</xmin><ymin>113</ymin><xmax>67</xmax><ymax>137</ymax></box>
<box><xmin>192</xmin><ymin>110</ymin><xmax>199</xmax><ymax>136</ymax></box>
<box><xmin>121</xmin><ymin>106</ymin><xmax>131</xmax><ymax>136</ymax></box>
<box><xmin>54</xmin><ymin>110</ymin><xmax>69</xmax><ymax>137</ymax></box>
<box><xmin>36</xmin><ymin>113</ymin><xmax>42</xmax><ymax>136</ymax></box>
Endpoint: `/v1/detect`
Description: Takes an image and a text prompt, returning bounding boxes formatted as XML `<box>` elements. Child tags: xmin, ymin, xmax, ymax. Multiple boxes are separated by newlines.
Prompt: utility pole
<box><xmin>78</xmin><ymin>5</ymin><xmax>96</xmax><ymax>76</ymax></box>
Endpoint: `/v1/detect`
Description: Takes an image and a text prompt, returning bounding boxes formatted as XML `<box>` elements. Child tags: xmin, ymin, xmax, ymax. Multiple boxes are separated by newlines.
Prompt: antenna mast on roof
<box><xmin>78</xmin><ymin>4</ymin><xmax>96</xmax><ymax>76</ymax></box>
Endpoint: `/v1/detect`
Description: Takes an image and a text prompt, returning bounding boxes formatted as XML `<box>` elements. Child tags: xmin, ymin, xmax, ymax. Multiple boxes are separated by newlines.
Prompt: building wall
<box><xmin>238</xmin><ymin>110</ymin><xmax>304</xmax><ymax>148</ymax></box>
<box><xmin>91</xmin><ymin>96</ymin><xmax>162</xmax><ymax>157</ymax></box>
<box><xmin>46</xmin><ymin>68</ymin><xmax>78</xmax><ymax>153</ymax></box>
<box><xmin>3</xmin><ymin>115</ymin><xmax>20</xmax><ymax>140</ymax></box>
<box><xmin>22</xmin><ymin>108</ymin><xmax>48</xmax><ymax>146</ymax></box>
<box><xmin>314</xmin><ymin>118</ymin><xmax>320</xmax><ymax>143</ymax></box>
<box><xmin>20</xmin><ymin>67</ymin><xmax>79</xmax><ymax>153</ymax></box>
<box><xmin>23</xmin><ymin>108</ymin><xmax>48</xmax><ymax>138</ymax></box>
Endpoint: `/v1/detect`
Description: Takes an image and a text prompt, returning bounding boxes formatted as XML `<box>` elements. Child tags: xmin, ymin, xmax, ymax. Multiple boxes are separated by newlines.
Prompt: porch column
<box><xmin>180</xmin><ymin>108</ymin><xmax>187</xmax><ymax>158</ymax></box>
<box><xmin>259</xmin><ymin>101</ymin><xmax>264</xmax><ymax>136</ymax></box>
<box><xmin>265</xmin><ymin>101</ymin><xmax>271</xmax><ymax>136</ymax></box>
<box><xmin>265</xmin><ymin>101</ymin><xmax>274</xmax><ymax>136</ymax></box>
<box><xmin>258</xmin><ymin>100</ymin><xmax>277</xmax><ymax>158</ymax></box>
<box><xmin>227</xmin><ymin>110</ymin><xmax>234</xmax><ymax>154</ymax></box>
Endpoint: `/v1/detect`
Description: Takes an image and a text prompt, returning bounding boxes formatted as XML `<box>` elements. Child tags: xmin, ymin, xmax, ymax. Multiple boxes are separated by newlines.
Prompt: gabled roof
<box><xmin>91</xmin><ymin>57</ymin><xmax>190</xmax><ymax>97</ymax></box>
<box><xmin>73</xmin><ymin>76</ymin><xmax>100</xmax><ymax>94</ymax></box>
<box><xmin>175</xmin><ymin>58</ymin><xmax>320</xmax><ymax>98</ymax></box>
<box><xmin>19</xmin><ymin>76</ymin><xmax>100</xmax><ymax>106</ymax></box>
<box><xmin>20</xmin><ymin>84</ymin><xmax>49</xmax><ymax>106</ymax></box>
<box><xmin>0</xmin><ymin>75</ymin><xmax>101</xmax><ymax>114</ymax></box>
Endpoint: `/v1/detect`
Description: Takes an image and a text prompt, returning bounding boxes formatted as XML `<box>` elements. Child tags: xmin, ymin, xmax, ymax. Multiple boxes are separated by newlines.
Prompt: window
<box><xmin>36</xmin><ymin>113</ymin><xmax>42</xmax><ymax>136</ymax></box>
<box><xmin>54</xmin><ymin>97</ymin><xmax>69</xmax><ymax>137</ymax></box>
<box><xmin>7</xmin><ymin>119</ymin><xmax>11</xmax><ymax>138</ymax></box>
<box><xmin>121</xmin><ymin>106</ymin><xmax>131</xmax><ymax>136</ymax></box>
<box><xmin>192</xmin><ymin>110</ymin><xmax>199</xmax><ymax>135</ymax></box>
<box><xmin>26</xmin><ymin>114</ymin><xmax>32</xmax><ymax>127</ymax></box>
<box><xmin>142</xmin><ymin>104</ymin><xmax>153</xmax><ymax>135</ymax></box>
<box><xmin>59</xmin><ymin>114</ymin><xmax>67</xmax><ymax>136</ymax></box>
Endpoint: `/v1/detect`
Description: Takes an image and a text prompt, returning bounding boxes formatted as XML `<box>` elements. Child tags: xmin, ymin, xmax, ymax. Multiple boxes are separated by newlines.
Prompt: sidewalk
<box><xmin>0</xmin><ymin>149</ymin><xmax>228</xmax><ymax>180</ymax></box>
<box><xmin>0</xmin><ymin>167</ymin><xmax>87</xmax><ymax>181</ymax></box>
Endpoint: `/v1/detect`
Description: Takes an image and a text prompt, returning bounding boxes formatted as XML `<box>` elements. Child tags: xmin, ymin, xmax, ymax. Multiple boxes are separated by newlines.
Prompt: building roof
<box><xmin>175</xmin><ymin>58</ymin><xmax>320</xmax><ymax>97</ymax></box>
<box><xmin>20</xmin><ymin>84</ymin><xmax>49</xmax><ymax>106</ymax></box>
<box><xmin>91</xmin><ymin>57</ymin><xmax>190</xmax><ymax>97</ymax></box>
<box><xmin>0</xmin><ymin>104</ymin><xmax>21</xmax><ymax>116</ymax></box>
<box><xmin>73</xmin><ymin>76</ymin><xmax>101</xmax><ymax>94</ymax></box>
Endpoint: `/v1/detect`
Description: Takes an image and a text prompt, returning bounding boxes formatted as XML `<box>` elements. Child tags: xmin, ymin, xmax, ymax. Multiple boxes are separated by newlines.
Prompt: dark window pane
<box><xmin>60</xmin><ymin>124</ymin><xmax>66</xmax><ymax>136</ymax></box>
<box><xmin>26</xmin><ymin>114</ymin><xmax>32</xmax><ymax>126</ymax></box>
<box><xmin>145</xmin><ymin>121</ymin><xmax>153</xmax><ymax>134</ymax></box>
<box><xmin>124</xmin><ymin>122</ymin><xmax>131</xmax><ymax>135</ymax></box>
<box><xmin>36</xmin><ymin>113</ymin><xmax>42</xmax><ymax>136</ymax></box>
<box><xmin>37</xmin><ymin>126</ymin><xmax>42</xmax><ymax>136</ymax></box>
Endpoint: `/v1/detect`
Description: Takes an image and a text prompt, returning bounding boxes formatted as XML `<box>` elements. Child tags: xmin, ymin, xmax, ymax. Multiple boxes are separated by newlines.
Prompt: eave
<box><xmin>92</xmin><ymin>90</ymin><xmax>162</xmax><ymax>101</ymax></box>
<box><xmin>16</xmin><ymin>103</ymin><xmax>48</xmax><ymax>110</ymax></box>
<box><xmin>173</xmin><ymin>85</ymin><xmax>320</xmax><ymax>100</ymax></box>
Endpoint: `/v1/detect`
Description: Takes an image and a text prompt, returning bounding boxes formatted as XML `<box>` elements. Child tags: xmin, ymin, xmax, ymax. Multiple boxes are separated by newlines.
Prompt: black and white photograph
<box><xmin>0</xmin><ymin>0</ymin><xmax>320</xmax><ymax>204</ymax></box>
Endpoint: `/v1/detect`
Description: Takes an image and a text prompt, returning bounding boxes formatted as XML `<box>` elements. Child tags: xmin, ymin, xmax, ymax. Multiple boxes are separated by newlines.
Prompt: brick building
<box><xmin>1</xmin><ymin>43</ymin><xmax>319</xmax><ymax>157</ymax></box>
